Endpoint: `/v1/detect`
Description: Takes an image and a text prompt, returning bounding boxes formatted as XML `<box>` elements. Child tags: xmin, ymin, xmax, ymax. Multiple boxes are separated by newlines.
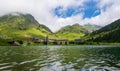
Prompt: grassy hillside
<box><xmin>85</xmin><ymin>19</ymin><xmax>120</xmax><ymax>42</ymax></box>
<box><xmin>89</xmin><ymin>28</ymin><xmax>120</xmax><ymax>42</ymax></box>
<box><xmin>51</xmin><ymin>24</ymin><xmax>89</xmax><ymax>41</ymax></box>
<box><xmin>92</xmin><ymin>19</ymin><xmax>120</xmax><ymax>35</ymax></box>
<box><xmin>0</xmin><ymin>12</ymin><xmax>51</xmax><ymax>40</ymax></box>
<box><xmin>1</xmin><ymin>12</ymin><xmax>119</xmax><ymax>45</ymax></box>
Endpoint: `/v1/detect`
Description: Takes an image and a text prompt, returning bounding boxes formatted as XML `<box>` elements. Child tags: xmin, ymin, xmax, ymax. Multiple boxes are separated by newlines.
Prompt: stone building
<box><xmin>54</xmin><ymin>40</ymin><xmax>69</xmax><ymax>45</ymax></box>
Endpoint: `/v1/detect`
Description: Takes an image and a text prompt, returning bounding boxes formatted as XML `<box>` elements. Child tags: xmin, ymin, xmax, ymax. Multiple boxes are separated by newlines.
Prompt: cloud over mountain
<box><xmin>0</xmin><ymin>0</ymin><xmax>120</xmax><ymax>32</ymax></box>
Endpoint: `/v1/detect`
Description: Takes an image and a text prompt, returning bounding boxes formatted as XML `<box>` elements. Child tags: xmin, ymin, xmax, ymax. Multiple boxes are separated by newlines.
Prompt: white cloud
<box><xmin>82</xmin><ymin>0</ymin><xmax>120</xmax><ymax>26</ymax></box>
<box><xmin>0</xmin><ymin>0</ymin><xmax>120</xmax><ymax>32</ymax></box>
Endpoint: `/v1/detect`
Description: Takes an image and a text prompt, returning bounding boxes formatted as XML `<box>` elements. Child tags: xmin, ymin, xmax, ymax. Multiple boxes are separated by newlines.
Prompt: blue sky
<box><xmin>54</xmin><ymin>0</ymin><xmax>101</xmax><ymax>19</ymax></box>
<box><xmin>0</xmin><ymin>0</ymin><xmax>120</xmax><ymax>32</ymax></box>
<box><xmin>54</xmin><ymin>6</ymin><xmax>83</xmax><ymax>18</ymax></box>
<box><xmin>83</xmin><ymin>1</ymin><xmax>101</xmax><ymax>19</ymax></box>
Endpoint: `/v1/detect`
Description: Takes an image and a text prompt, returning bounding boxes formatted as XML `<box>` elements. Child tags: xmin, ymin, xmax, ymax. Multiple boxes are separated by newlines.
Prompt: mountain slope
<box><xmin>51</xmin><ymin>24</ymin><xmax>89</xmax><ymax>41</ymax></box>
<box><xmin>92</xmin><ymin>19</ymin><xmax>120</xmax><ymax>35</ymax></box>
<box><xmin>84</xmin><ymin>24</ymin><xmax>102</xmax><ymax>32</ymax></box>
<box><xmin>91</xmin><ymin>28</ymin><xmax>120</xmax><ymax>42</ymax></box>
<box><xmin>85</xmin><ymin>19</ymin><xmax>120</xmax><ymax>42</ymax></box>
<box><xmin>0</xmin><ymin>12</ymin><xmax>51</xmax><ymax>40</ymax></box>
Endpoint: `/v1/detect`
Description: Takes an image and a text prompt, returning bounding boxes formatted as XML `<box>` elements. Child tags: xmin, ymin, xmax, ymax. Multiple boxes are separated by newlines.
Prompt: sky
<box><xmin>0</xmin><ymin>0</ymin><xmax>120</xmax><ymax>32</ymax></box>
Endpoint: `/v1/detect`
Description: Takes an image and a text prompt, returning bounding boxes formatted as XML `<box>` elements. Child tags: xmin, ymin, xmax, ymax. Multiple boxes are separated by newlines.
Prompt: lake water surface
<box><xmin>0</xmin><ymin>46</ymin><xmax>120</xmax><ymax>71</ymax></box>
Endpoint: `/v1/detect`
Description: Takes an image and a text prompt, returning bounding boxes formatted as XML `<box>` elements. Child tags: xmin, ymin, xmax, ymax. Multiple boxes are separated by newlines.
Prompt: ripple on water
<box><xmin>19</xmin><ymin>59</ymin><xmax>39</xmax><ymax>65</ymax></box>
<box><xmin>0</xmin><ymin>46</ymin><xmax>120</xmax><ymax>71</ymax></box>
<box><xmin>103</xmin><ymin>66</ymin><xmax>120</xmax><ymax>71</ymax></box>
<box><xmin>76</xmin><ymin>58</ymin><xmax>86</xmax><ymax>62</ymax></box>
<box><xmin>0</xmin><ymin>62</ymin><xmax>17</xmax><ymax>70</ymax></box>
<box><xmin>39</xmin><ymin>61</ymin><xmax>63</xmax><ymax>71</ymax></box>
<box><xmin>116</xmin><ymin>63</ymin><xmax>120</xmax><ymax>66</ymax></box>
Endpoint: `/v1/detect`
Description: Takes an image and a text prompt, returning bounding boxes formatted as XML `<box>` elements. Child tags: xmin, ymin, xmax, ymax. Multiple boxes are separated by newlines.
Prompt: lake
<box><xmin>0</xmin><ymin>46</ymin><xmax>120</xmax><ymax>71</ymax></box>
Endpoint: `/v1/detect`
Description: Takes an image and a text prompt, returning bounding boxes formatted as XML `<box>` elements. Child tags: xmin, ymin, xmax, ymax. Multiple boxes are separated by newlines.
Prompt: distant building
<box><xmin>28</xmin><ymin>37</ymin><xmax>69</xmax><ymax>45</ymax></box>
<box><xmin>48</xmin><ymin>39</ymin><xmax>55</xmax><ymax>43</ymax></box>
<box><xmin>54</xmin><ymin>40</ymin><xmax>69</xmax><ymax>45</ymax></box>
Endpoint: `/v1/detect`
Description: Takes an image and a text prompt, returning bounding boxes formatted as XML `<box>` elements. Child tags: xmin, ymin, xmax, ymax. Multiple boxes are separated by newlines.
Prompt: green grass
<box><xmin>0</xmin><ymin>23</ymin><xmax>51</xmax><ymax>40</ymax></box>
<box><xmin>0</xmin><ymin>39</ymin><xmax>10</xmax><ymax>46</ymax></box>
<box><xmin>49</xmin><ymin>32</ymin><xmax>84</xmax><ymax>41</ymax></box>
<box><xmin>50</xmin><ymin>24</ymin><xmax>88</xmax><ymax>41</ymax></box>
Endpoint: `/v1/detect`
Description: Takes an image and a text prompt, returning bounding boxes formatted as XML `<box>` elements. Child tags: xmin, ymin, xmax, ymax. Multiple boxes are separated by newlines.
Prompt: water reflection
<box><xmin>0</xmin><ymin>46</ymin><xmax>120</xmax><ymax>71</ymax></box>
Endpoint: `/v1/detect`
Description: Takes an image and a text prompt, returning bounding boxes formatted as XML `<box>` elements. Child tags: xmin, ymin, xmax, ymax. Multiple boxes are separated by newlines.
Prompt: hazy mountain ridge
<box><xmin>92</xmin><ymin>19</ymin><xmax>120</xmax><ymax>35</ymax></box>
<box><xmin>84</xmin><ymin>24</ymin><xmax>102</xmax><ymax>32</ymax></box>
<box><xmin>86</xmin><ymin>19</ymin><xmax>120</xmax><ymax>42</ymax></box>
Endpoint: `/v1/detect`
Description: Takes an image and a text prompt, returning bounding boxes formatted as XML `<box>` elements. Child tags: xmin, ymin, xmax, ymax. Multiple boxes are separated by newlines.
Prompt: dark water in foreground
<box><xmin>0</xmin><ymin>46</ymin><xmax>120</xmax><ymax>71</ymax></box>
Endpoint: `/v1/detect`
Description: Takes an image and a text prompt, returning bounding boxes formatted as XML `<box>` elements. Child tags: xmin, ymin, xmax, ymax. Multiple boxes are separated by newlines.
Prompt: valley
<box><xmin>0</xmin><ymin>13</ymin><xmax>120</xmax><ymax>46</ymax></box>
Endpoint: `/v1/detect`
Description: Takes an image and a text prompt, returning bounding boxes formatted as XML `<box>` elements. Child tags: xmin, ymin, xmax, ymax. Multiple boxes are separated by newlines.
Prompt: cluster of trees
<box><xmin>88</xmin><ymin>28</ymin><xmax>120</xmax><ymax>43</ymax></box>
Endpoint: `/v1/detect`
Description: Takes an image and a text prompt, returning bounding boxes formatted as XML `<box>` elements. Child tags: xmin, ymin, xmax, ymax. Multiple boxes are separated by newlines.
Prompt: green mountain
<box><xmin>0</xmin><ymin>12</ymin><xmax>51</xmax><ymax>40</ymax></box>
<box><xmin>84</xmin><ymin>24</ymin><xmax>102</xmax><ymax>32</ymax></box>
<box><xmin>86</xmin><ymin>19</ymin><xmax>120</xmax><ymax>42</ymax></box>
<box><xmin>92</xmin><ymin>19</ymin><xmax>120</xmax><ymax>34</ymax></box>
<box><xmin>51</xmin><ymin>24</ymin><xmax>89</xmax><ymax>41</ymax></box>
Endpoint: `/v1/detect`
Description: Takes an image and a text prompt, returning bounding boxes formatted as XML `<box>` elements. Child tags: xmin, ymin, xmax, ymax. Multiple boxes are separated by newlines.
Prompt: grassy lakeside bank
<box><xmin>1</xmin><ymin>42</ymin><xmax>120</xmax><ymax>46</ymax></box>
<box><xmin>83</xmin><ymin>42</ymin><xmax>120</xmax><ymax>46</ymax></box>
<box><xmin>27</xmin><ymin>42</ymin><xmax>120</xmax><ymax>46</ymax></box>
<box><xmin>0</xmin><ymin>38</ymin><xmax>120</xmax><ymax>46</ymax></box>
